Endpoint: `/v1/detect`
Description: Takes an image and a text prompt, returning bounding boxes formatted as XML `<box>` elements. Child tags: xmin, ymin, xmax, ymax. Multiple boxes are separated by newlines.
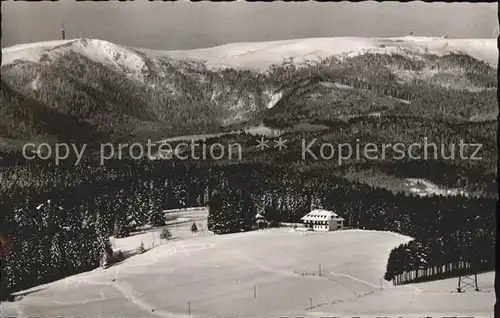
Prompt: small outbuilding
<box><xmin>301</xmin><ymin>209</ymin><xmax>344</xmax><ymax>232</ymax></box>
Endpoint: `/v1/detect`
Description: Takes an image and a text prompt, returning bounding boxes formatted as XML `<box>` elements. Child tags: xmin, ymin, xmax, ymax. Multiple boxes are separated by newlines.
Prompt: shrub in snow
<box><xmin>269</xmin><ymin>220</ymin><xmax>281</xmax><ymax>228</ymax></box>
<box><xmin>191</xmin><ymin>222</ymin><xmax>198</xmax><ymax>233</ymax></box>
<box><xmin>136</xmin><ymin>241</ymin><xmax>146</xmax><ymax>254</ymax></box>
<box><xmin>160</xmin><ymin>228</ymin><xmax>172</xmax><ymax>240</ymax></box>
<box><xmin>113</xmin><ymin>250</ymin><xmax>125</xmax><ymax>262</ymax></box>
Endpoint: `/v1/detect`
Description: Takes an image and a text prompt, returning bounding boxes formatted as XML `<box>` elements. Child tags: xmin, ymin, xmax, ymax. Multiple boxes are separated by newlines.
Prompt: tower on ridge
<box><xmin>61</xmin><ymin>22</ymin><xmax>66</xmax><ymax>40</ymax></box>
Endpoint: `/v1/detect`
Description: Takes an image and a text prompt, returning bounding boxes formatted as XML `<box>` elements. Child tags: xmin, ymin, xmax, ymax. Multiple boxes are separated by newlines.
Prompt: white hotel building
<box><xmin>301</xmin><ymin>209</ymin><xmax>344</xmax><ymax>231</ymax></box>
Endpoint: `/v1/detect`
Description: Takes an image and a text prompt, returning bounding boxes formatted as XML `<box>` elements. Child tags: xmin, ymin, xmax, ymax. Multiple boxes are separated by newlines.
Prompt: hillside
<box><xmin>1</xmin><ymin>39</ymin><xmax>268</xmax><ymax>145</ymax></box>
<box><xmin>1</xmin><ymin>228</ymin><xmax>493</xmax><ymax>317</ymax></box>
<box><xmin>0</xmin><ymin>36</ymin><xmax>496</xmax><ymax>317</ymax></box>
<box><xmin>1</xmin><ymin>37</ymin><xmax>497</xmax><ymax>147</ymax></box>
<box><xmin>0</xmin><ymin>156</ymin><xmax>495</xmax><ymax>313</ymax></box>
<box><xmin>1</xmin><ymin>37</ymin><xmax>497</xmax><ymax>196</ymax></box>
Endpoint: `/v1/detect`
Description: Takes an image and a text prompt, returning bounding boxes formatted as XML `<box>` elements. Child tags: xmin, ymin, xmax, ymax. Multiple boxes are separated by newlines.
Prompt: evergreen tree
<box><xmin>149</xmin><ymin>204</ymin><xmax>165</xmax><ymax>228</ymax></box>
<box><xmin>49</xmin><ymin>233</ymin><xmax>65</xmax><ymax>278</ymax></box>
<box><xmin>208</xmin><ymin>190</ymin><xmax>243</xmax><ymax>234</ymax></box>
<box><xmin>113</xmin><ymin>212</ymin><xmax>130</xmax><ymax>238</ymax></box>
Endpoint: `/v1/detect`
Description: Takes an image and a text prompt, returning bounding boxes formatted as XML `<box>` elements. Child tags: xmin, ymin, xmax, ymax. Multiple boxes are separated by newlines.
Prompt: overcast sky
<box><xmin>2</xmin><ymin>1</ymin><xmax>497</xmax><ymax>50</ymax></box>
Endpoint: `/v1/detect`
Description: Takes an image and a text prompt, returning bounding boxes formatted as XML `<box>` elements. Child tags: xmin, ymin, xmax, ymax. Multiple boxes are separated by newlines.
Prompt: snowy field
<box><xmin>406</xmin><ymin>178</ymin><xmax>469</xmax><ymax>197</ymax></box>
<box><xmin>158</xmin><ymin>124</ymin><xmax>283</xmax><ymax>144</ymax></box>
<box><xmin>308</xmin><ymin>271</ymin><xmax>494</xmax><ymax>318</ymax></box>
<box><xmin>1</xmin><ymin>228</ymin><xmax>493</xmax><ymax>317</ymax></box>
<box><xmin>111</xmin><ymin>208</ymin><xmax>211</xmax><ymax>254</ymax></box>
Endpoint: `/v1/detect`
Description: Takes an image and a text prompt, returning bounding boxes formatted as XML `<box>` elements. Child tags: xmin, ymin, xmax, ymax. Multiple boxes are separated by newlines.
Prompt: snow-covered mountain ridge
<box><xmin>0</xmin><ymin>37</ymin><xmax>497</xmax><ymax>149</ymax></box>
<box><xmin>2</xmin><ymin>36</ymin><xmax>497</xmax><ymax>72</ymax></box>
<box><xmin>162</xmin><ymin>36</ymin><xmax>498</xmax><ymax>71</ymax></box>
<box><xmin>2</xmin><ymin>36</ymin><xmax>498</xmax><ymax>69</ymax></box>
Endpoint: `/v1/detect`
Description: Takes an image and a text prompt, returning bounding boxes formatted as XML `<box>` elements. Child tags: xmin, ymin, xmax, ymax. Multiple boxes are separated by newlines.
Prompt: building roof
<box><xmin>301</xmin><ymin>209</ymin><xmax>344</xmax><ymax>221</ymax></box>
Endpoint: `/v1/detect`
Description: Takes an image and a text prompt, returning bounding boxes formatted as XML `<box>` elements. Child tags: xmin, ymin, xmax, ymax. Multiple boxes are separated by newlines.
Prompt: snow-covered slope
<box><xmin>1</xmin><ymin>229</ymin><xmax>408</xmax><ymax>317</ymax></box>
<box><xmin>152</xmin><ymin>36</ymin><xmax>498</xmax><ymax>71</ymax></box>
<box><xmin>1</xmin><ymin>228</ymin><xmax>493</xmax><ymax>317</ymax></box>
<box><xmin>308</xmin><ymin>271</ymin><xmax>494</xmax><ymax>317</ymax></box>
<box><xmin>2</xmin><ymin>40</ymin><xmax>74</xmax><ymax>65</ymax></box>
<box><xmin>3</xmin><ymin>39</ymin><xmax>142</xmax><ymax>67</ymax></box>
<box><xmin>2</xmin><ymin>39</ymin><xmax>149</xmax><ymax>81</ymax></box>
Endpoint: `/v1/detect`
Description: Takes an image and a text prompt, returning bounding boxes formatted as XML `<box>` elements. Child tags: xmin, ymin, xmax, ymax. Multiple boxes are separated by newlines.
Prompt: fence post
<box><xmin>188</xmin><ymin>301</ymin><xmax>191</xmax><ymax>315</ymax></box>
<box><xmin>254</xmin><ymin>284</ymin><xmax>256</xmax><ymax>299</ymax></box>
